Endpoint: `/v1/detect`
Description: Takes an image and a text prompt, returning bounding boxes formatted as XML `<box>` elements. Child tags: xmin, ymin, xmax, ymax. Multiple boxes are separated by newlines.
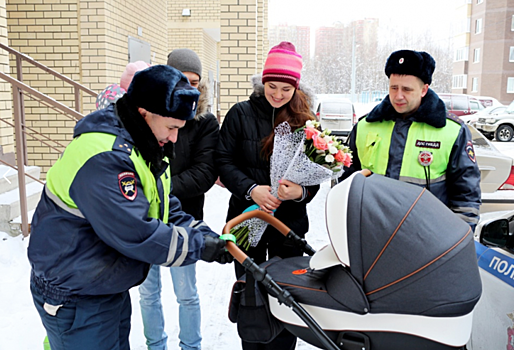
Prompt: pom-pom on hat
<box><xmin>262</xmin><ymin>41</ymin><xmax>302</xmax><ymax>88</ymax></box>
<box><xmin>167</xmin><ymin>48</ymin><xmax>202</xmax><ymax>80</ymax></box>
<box><xmin>120</xmin><ymin>61</ymin><xmax>150</xmax><ymax>91</ymax></box>
<box><xmin>126</xmin><ymin>65</ymin><xmax>200</xmax><ymax>121</ymax></box>
<box><xmin>385</xmin><ymin>50</ymin><xmax>436</xmax><ymax>85</ymax></box>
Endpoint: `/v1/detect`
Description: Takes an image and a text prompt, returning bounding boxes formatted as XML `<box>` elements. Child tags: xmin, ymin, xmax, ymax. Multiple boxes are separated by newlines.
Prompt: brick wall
<box><xmin>0</xmin><ymin>0</ymin><xmax>13</xmax><ymax>163</ymax></box>
<box><xmin>6</xmin><ymin>0</ymin><xmax>169</xmax><ymax>177</ymax></box>
<box><xmin>219</xmin><ymin>0</ymin><xmax>258</xmax><ymax>119</ymax></box>
<box><xmin>2</xmin><ymin>0</ymin><xmax>267</xmax><ymax>175</ymax></box>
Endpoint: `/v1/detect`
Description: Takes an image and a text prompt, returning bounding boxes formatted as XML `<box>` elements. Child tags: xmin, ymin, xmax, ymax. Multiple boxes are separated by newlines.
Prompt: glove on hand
<box><xmin>201</xmin><ymin>236</ymin><xmax>233</xmax><ymax>264</ymax></box>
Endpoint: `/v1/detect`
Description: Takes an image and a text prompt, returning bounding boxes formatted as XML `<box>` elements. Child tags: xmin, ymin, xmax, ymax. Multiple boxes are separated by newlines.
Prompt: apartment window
<box><xmin>452</xmin><ymin>75</ymin><xmax>468</xmax><ymax>89</ymax></box>
<box><xmin>510</xmin><ymin>47</ymin><xmax>514</xmax><ymax>62</ymax></box>
<box><xmin>508</xmin><ymin>78</ymin><xmax>514</xmax><ymax>93</ymax></box>
<box><xmin>474</xmin><ymin>48</ymin><xmax>480</xmax><ymax>63</ymax></box>
<box><xmin>512</xmin><ymin>15</ymin><xmax>514</xmax><ymax>31</ymax></box>
<box><xmin>477</xmin><ymin>0</ymin><xmax>483</xmax><ymax>3</ymax></box>
<box><xmin>475</xmin><ymin>18</ymin><xmax>483</xmax><ymax>34</ymax></box>
<box><xmin>454</xmin><ymin>47</ymin><xmax>469</xmax><ymax>62</ymax></box>
<box><xmin>472</xmin><ymin>78</ymin><xmax>478</xmax><ymax>92</ymax></box>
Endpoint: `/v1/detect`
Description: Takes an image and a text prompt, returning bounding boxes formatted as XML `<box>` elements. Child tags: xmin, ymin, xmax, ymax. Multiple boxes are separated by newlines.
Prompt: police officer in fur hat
<box><xmin>28</xmin><ymin>65</ymin><xmax>233</xmax><ymax>350</ymax></box>
<box><xmin>343</xmin><ymin>49</ymin><xmax>481</xmax><ymax>229</ymax></box>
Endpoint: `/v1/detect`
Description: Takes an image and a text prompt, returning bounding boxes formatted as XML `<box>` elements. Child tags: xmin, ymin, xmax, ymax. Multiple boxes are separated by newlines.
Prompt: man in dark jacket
<box><xmin>343</xmin><ymin>50</ymin><xmax>481</xmax><ymax>229</ymax></box>
<box><xmin>139</xmin><ymin>49</ymin><xmax>219</xmax><ymax>350</ymax></box>
<box><xmin>28</xmin><ymin>65</ymin><xmax>231</xmax><ymax>350</ymax></box>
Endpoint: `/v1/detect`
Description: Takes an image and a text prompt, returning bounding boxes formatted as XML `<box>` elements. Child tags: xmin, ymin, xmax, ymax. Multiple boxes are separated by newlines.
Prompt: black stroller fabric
<box><xmin>229</xmin><ymin>257</ymin><xmax>284</xmax><ymax>343</ymax></box>
<box><xmin>228</xmin><ymin>174</ymin><xmax>482</xmax><ymax>348</ymax></box>
<box><xmin>345</xmin><ymin>174</ymin><xmax>481</xmax><ymax>316</ymax></box>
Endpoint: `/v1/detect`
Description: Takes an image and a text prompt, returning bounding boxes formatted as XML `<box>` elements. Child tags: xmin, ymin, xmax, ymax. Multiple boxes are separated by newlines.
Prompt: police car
<box><xmin>468</xmin><ymin>210</ymin><xmax>514</xmax><ymax>350</ymax></box>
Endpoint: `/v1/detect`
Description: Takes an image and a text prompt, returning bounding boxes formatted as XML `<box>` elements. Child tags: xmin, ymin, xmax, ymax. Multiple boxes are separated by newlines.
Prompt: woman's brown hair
<box><xmin>261</xmin><ymin>88</ymin><xmax>315</xmax><ymax>159</ymax></box>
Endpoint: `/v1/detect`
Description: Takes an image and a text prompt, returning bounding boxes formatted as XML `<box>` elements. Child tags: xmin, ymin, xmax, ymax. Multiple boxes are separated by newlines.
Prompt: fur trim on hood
<box><xmin>250</xmin><ymin>74</ymin><xmax>316</xmax><ymax>110</ymax></box>
<box><xmin>194</xmin><ymin>80</ymin><xmax>210</xmax><ymax>120</ymax></box>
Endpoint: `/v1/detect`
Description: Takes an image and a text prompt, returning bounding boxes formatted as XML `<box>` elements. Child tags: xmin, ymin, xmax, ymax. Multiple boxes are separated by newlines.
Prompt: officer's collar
<box><xmin>115</xmin><ymin>95</ymin><xmax>170</xmax><ymax>175</ymax></box>
<box><xmin>366</xmin><ymin>89</ymin><xmax>447</xmax><ymax>128</ymax></box>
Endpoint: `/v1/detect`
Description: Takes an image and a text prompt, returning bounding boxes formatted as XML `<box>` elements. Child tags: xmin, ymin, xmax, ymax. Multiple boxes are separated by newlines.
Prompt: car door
<box><xmin>469</xmin><ymin>214</ymin><xmax>514</xmax><ymax>350</ymax></box>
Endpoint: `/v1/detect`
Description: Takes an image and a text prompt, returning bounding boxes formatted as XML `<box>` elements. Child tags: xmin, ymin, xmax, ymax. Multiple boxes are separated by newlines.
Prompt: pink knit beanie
<box><xmin>120</xmin><ymin>61</ymin><xmax>151</xmax><ymax>91</ymax></box>
<box><xmin>262</xmin><ymin>41</ymin><xmax>302</xmax><ymax>88</ymax></box>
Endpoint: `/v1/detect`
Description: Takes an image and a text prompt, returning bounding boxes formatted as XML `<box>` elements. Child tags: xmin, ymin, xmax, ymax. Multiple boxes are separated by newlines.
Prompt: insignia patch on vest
<box><xmin>415</xmin><ymin>140</ymin><xmax>441</xmax><ymax>149</ymax></box>
<box><xmin>118</xmin><ymin>171</ymin><xmax>137</xmax><ymax>201</ymax></box>
<box><xmin>418</xmin><ymin>151</ymin><xmax>433</xmax><ymax>167</ymax></box>
<box><xmin>466</xmin><ymin>141</ymin><xmax>476</xmax><ymax>163</ymax></box>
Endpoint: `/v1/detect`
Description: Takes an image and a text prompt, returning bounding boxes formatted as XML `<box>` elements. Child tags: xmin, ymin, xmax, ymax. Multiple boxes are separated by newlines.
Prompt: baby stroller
<box><xmin>225</xmin><ymin>170</ymin><xmax>482</xmax><ymax>350</ymax></box>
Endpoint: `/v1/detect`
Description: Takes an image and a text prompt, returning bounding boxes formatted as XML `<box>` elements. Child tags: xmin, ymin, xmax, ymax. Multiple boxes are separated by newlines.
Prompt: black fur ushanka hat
<box><xmin>385</xmin><ymin>50</ymin><xmax>436</xmax><ymax>85</ymax></box>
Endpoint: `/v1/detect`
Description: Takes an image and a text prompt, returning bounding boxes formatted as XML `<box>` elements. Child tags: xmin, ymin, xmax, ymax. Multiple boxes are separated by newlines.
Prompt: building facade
<box><xmin>0</xmin><ymin>0</ymin><xmax>268</xmax><ymax>176</ymax></box>
<box><xmin>452</xmin><ymin>0</ymin><xmax>514</xmax><ymax>105</ymax></box>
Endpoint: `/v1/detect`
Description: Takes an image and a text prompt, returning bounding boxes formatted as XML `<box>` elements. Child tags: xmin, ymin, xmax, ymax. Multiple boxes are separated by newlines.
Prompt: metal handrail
<box><xmin>0</xmin><ymin>43</ymin><xmax>95</xmax><ymax>236</ymax></box>
<box><xmin>0</xmin><ymin>42</ymin><xmax>97</xmax><ymax>103</ymax></box>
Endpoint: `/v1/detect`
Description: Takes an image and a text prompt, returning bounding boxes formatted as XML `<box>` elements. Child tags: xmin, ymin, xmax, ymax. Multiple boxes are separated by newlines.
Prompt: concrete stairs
<box><xmin>0</xmin><ymin>164</ymin><xmax>44</xmax><ymax>236</ymax></box>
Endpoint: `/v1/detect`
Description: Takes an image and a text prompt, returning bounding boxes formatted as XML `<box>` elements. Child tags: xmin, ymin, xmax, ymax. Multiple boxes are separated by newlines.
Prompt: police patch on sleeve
<box><xmin>118</xmin><ymin>171</ymin><xmax>137</xmax><ymax>201</ymax></box>
<box><xmin>465</xmin><ymin>141</ymin><xmax>476</xmax><ymax>163</ymax></box>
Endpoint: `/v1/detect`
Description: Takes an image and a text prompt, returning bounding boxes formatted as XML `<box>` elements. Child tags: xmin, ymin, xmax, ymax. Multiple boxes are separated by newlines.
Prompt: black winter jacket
<box><xmin>216</xmin><ymin>76</ymin><xmax>319</xmax><ymax>244</ymax></box>
<box><xmin>171</xmin><ymin>81</ymin><xmax>219</xmax><ymax>220</ymax></box>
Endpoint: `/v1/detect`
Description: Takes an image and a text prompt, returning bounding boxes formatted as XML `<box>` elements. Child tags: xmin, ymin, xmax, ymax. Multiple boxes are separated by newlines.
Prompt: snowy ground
<box><xmin>1</xmin><ymin>140</ymin><xmax>513</xmax><ymax>350</ymax></box>
<box><xmin>0</xmin><ymin>181</ymin><xmax>332</xmax><ymax>350</ymax></box>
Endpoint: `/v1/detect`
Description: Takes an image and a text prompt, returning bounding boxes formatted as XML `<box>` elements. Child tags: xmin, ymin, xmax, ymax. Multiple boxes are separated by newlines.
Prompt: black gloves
<box><xmin>201</xmin><ymin>236</ymin><xmax>234</xmax><ymax>264</ymax></box>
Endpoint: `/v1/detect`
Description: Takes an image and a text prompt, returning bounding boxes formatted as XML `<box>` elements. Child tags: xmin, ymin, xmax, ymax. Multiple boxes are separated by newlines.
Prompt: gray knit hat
<box><xmin>167</xmin><ymin>48</ymin><xmax>202</xmax><ymax>80</ymax></box>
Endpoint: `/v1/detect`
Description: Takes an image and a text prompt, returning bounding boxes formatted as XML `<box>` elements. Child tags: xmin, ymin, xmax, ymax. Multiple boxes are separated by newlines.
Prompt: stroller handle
<box><xmin>223</xmin><ymin>210</ymin><xmax>290</xmax><ymax>264</ymax></box>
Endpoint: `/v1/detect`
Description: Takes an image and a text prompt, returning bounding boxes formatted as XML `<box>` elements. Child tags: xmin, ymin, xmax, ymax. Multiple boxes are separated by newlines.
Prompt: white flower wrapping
<box><xmin>241</xmin><ymin>121</ymin><xmax>342</xmax><ymax>247</ymax></box>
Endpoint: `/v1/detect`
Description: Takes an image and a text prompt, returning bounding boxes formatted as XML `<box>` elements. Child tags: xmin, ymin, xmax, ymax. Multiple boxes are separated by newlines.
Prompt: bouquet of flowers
<box><xmin>232</xmin><ymin>120</ymin><xmax>352</xmax><ymax>250</ymax></box>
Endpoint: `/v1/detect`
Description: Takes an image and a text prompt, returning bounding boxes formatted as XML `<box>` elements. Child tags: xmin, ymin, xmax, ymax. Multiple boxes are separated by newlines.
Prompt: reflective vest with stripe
<box><xmin>46</xmin><ymin>132</ymin><xmax>170</xmax><ymax>223</ymax></box>
<box><xmin>355</xmin><ymin>119</ymin><xmax>461</xmax><ymax>186</ymax></box>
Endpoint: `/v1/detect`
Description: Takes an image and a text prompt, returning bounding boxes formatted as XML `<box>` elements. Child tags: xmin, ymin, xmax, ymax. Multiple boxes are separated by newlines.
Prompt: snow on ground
<box><xmin>0</xmin><ymin>182</ymin><xmax>331</xmax><ymax>350</ymax></box>
<box><xmin>1</xmin><ymin>137</ymin><xmax>513</xmax><ymax>350</ymax></box>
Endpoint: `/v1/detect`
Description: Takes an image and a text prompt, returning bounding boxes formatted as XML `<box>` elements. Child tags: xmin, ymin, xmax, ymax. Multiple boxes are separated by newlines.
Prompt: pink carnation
<box><xmin>304</xmin><ymin>126</ymin><xmax>319</xmax><ymax>140</ymax></box>
<box><xmin>312</xmin><ymin>135</ymin><xmax>328</xmax><ymax>151</ymax></box>
<box><xmin>334</xmin><ymin>149</ymin><xmax>345</xmax><ymax>163</ymax></box>
<box><xmin>343</xmin><ymin>153</ymin><xmax>352</xmax><ymax>167</ymax></box>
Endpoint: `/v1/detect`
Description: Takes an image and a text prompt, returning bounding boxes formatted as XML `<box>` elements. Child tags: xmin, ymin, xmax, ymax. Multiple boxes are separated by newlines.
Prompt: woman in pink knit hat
<box><xmin>216</xmin><ymin>42</ymin><xmax>319</xmax><ymax>350</ymax></box>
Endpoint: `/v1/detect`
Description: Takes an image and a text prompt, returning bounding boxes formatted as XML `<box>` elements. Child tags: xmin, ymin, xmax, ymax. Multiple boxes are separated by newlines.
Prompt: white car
<box><xmin>465</xmin><ymin>125</ymin><xmax>514</xmax><ymax>213</ymax></box>
<box><xmin>460</xmin><ymin>105</ymin><xmax>506</xmax><ymax>133</ymax></box>
<box><xmin>476</xmin><ymin>100</ymin><xmax>514</xmax><ymax>142</ymax></box>
<box><xmin>468</xmin><ymin>209</ymin><xmax>514</xmax><ymax>350</ymax></box>
<box><xmin>314</xmin><ymin>97</ymin><xmax>356</xmax><ymax>137</ymax></box>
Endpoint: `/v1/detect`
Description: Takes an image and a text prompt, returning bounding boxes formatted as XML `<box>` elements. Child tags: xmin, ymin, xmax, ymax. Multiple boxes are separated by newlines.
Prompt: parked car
<box><xmin>474</xmin><ymin>95</ymin><xmax>503</xmax><ymax>108</ymax></box>
<box><xmin>315</xmin><ymin>97</ymin><xmax>356</xmax><ymax>137</ymax></box>
<box><xmin>468</xmin><ymin>124</ymin><xmax>514</xmax><ymax>213</ymax></box>
<box><xmin>475</xmin><ymin>100</ymin><xmax>514</xmax><ymax>142</ymax></box>
<box><xmin>468</xmin><ymin>209</ymin><xmax>514</xmax><ymax>350</ymax></box>
<box><xmin>461</xmin><ymin>105</ymin><xmax>507</xmax><ymax>136</ymax></box>
<box><xmin>438</xmin><ymin>93</ymin><xmax>485</xmax><ymax>117</ymax></box>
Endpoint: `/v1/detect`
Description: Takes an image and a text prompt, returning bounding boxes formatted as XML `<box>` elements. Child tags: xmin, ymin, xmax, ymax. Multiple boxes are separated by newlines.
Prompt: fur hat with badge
<box><xmin>126</xmin><ymin>65</ymin><xmax>200</xmax><ymax>121</ymax></box>
<box><xmin>385</xmin><ymin>50</ymin><xmax>436</xmax><ymax>85</ymax></box>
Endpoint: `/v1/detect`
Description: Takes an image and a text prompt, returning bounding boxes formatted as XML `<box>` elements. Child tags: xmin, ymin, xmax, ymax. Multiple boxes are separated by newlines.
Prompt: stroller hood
<box><xmin>311</xmin><ymin>172</ymin><xmax>482</xmax><ymax>316</ymax></box>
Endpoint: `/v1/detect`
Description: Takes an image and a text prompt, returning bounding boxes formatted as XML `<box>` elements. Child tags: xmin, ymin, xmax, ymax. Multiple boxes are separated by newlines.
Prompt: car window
<box><xmin>491</xmin><ymin>107</ymin><xmax>506</xmax><ymax>115</ymax></box>
<box><xmin>452</xmin><ymin>96</ymin><xmax>468</xmax><ymax>111</ymax></box>
<box><xmin>506</xmin><ymin>100</ymin><xmax>514</xmax><ymax>113</ymax></box>
<box><xmin>470</xmin><ymin>100</ymin><xmax>482</xmax><ymax>111</ymax></box>
<box><xmin>322</xmin><ymin>102</ymin><xmax>353</xmax><ymax>114</ymax></box>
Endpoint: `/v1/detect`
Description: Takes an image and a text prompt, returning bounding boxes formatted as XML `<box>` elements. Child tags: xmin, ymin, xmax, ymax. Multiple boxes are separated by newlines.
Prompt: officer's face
<box><xmin>139</xmin><ymin>108</ymin><xmax>186</xmax><ymax>146</ymax></box>
<box><xmin>388</xmin><ymin>74</ymin><xmax>429</xmax><ymax>117</ymax></box>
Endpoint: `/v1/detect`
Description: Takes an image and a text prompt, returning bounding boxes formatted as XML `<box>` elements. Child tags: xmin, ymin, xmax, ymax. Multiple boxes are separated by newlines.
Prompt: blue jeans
<box><xmin>139</xmin><ymin>264</ymin><xmax>201</xmax><ymax>350</ymax></box>
<box><xmin>31</xmin><ymin>283</ymin><xmax>131</xmax><ymax>350</ymax></box>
